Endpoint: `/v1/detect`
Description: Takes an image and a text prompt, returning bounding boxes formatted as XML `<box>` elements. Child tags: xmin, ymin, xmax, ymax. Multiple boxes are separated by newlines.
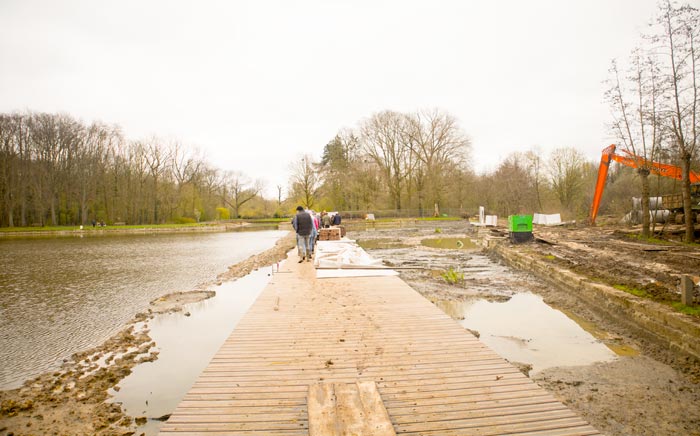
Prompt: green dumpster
<box><xmin>508</xmin><ymin>215</ymin><xmax>533</xmax><ymax>233</ymax></box>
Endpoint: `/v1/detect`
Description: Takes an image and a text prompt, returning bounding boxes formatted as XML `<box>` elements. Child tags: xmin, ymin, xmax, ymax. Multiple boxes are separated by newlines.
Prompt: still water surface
<box><xmin>0</xmin><ymin>229</ymin><xmax>286</xmax><ymax>390</ymax></box>
<box><xmin>433</xmin><ymin>293</ymin><xmax>618</xmax><ymax>374</ymax></box>
<box><xmin>112</xmin><ymin>268</ymin><xmax>273</xmax><ymax>435</ymax></box>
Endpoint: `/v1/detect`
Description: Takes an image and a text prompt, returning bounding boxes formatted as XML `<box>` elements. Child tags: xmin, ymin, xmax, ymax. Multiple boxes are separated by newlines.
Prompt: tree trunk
<box><xmin>50</xmin><ymin>195</ymin><xmax>57</xmax><ymax>226</ymax></box>
<box><xmin>6</xmin><ymin>192</ymin><xmax>14</xmax><ymax>227</ymax></box>
<box><xmin>640</xmin><ymin>169</ymin><xmax>650</xmax><ymax>238</ymax></box>
<box><xmin>680</xmin><ymin>157</ymin><xmax>695</xmax><ymax>243</ymax></box>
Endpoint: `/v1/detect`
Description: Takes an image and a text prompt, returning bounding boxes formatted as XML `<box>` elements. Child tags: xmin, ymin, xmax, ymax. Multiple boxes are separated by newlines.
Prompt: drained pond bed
<box><xmin>347</xmin><ymin>220</ymin><xmax>700</xmax><ymax>436</ymax></box>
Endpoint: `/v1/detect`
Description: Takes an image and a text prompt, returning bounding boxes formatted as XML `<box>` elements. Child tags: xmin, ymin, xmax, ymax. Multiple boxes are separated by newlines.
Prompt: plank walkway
<box><xmin>160</xmin><ymin>249</ymin><xmax>602</xmax><ymax>435</ymax></box>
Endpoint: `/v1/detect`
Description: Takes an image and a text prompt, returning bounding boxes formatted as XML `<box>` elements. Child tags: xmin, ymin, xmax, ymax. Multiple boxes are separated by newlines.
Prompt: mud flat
<box><xmin>493</xmin><ymin>238</ymin><xmax>700</xmax><ymax>376</ymax></box>
<box><xmin>349</xmin><ymin>220</ymin><xmax>700</xmax><ymax>436</ymax></box>
<box><xmin>490</xmin><ymin>232</ymin><xmax>700</xmax><ymax>436</ymax></box>
<box><xmin>0</xmin><ymin>232</ymin><xmax>295</xmax><ymax>436</ymax></box>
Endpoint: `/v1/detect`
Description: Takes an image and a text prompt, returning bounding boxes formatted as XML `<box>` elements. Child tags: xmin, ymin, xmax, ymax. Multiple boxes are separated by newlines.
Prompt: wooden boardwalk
<box><xmin>160</xmin><ymin>250</ymin><xmax>601</xmax><ymax>435</ymax></box>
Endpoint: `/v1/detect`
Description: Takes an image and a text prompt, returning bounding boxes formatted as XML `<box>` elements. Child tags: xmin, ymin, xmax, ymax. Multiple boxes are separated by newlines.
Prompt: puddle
<box><xmin>357</xmin><ymin>238</ymin><xmax>411</xmax><ymax>250</ymax></box>
<box><xmin>110</xmin><ymin>268</ymin><xmax>274</xmax><ymax>435</ymax></box>
<box><xmin>560</xmin><ymin>309</ymin><xmax>639</xmax><ymax>357</ymax></box>
<box><xmin>421</xmin><ymin>237</ymin><xmax>477</xmax><ymax>249</ymax></box>
<box><xmin>432</xmin><ymin>293</ymin><xmax>618</xmax><ymax>374</ymax></box>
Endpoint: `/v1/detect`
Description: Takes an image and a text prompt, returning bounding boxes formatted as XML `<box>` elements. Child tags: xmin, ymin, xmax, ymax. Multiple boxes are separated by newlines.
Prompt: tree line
<box><xmin>287</xmin><ymin>112</ymin><xmax>661</xmax><ymax>223</ymax></box>
<box><xmin>0</xmin><ymin>112</ymin><xmax>264</xmax><ymax>227</ymax></box>
<box><xmin>1</xmin><ymin>106</ymin><xmax>695</xmax><ymax>228</ymax></box>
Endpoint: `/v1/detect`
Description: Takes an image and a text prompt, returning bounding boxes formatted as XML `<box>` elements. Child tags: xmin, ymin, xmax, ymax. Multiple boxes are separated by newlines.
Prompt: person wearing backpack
<box><xmin>292</xmin><ymin>206</ymin><xmax>313</xmax><ymax>263</ymax></box>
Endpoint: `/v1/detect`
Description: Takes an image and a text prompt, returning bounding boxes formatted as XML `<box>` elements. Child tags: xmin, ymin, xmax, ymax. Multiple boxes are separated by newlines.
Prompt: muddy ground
<box><xmin>347</xmin><ymin>219</ymin><xmax>700</xmax><ymax>436</ymax></box>
<box><xmin>2</xmin><ymin>222</ymin><xmax>699</xmax><ymax>436</ymax></box>
<box><xmin>0</xmin><ymin>232</ymin><xmax>296</xmax><ymax>436</ymax></box>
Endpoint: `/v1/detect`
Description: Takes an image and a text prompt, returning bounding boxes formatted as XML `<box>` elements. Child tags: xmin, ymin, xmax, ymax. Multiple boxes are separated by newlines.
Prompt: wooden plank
<box><xmin>356</xmin><ymin>381</ymin><xmax>396</xmax><ymax>436</ymax></box>
<box><xmin>307</xmin><ymin>382</ymin><xmax>396</xmax><ymax>436</ymax></box>
<box><xmin>159</xmin><ymin>248</ymin><xmax>600</xmax><ymax>435</ymax></box>
<box><xmin>307</xmin><ymin>383</ymin><xmax>336</xmax><ymax>436</ymax></box>
<box><xmin>333</xmin><ymin>383</ymin><xmax>367</xmax><ymax>434</ymax></box>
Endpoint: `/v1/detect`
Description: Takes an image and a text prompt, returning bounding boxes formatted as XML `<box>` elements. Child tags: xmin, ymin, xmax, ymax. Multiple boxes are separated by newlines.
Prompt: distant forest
<box><xmin>0</xmin><ymin>109</ymin><xmax>696</xmax><ymax>228</ymax></box>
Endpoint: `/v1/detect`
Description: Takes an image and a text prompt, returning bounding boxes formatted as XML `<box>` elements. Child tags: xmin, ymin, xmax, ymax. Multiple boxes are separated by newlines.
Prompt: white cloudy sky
<box><xmin>0</xmin><ymin>0</ymin><xmax>662</xmax><ymax>197</ymax></box>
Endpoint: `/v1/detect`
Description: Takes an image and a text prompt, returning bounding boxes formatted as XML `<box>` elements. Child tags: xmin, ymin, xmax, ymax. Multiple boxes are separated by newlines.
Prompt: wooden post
<box><xmin>681</xmin><ymin>275</ymin><xmax>694</xmax><ymax>305</ymax></box>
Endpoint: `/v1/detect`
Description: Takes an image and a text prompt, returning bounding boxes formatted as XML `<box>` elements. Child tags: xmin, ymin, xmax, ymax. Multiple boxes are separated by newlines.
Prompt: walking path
<box><xmin>160</xmin><ymin>249</ymin><xmax>600</xmax><ymax>435</ymax></box>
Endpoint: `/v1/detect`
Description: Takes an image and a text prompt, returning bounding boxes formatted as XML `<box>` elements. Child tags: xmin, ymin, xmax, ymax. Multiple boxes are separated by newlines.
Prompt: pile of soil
<box><xmin>346</xmin><ymin>219</ymin><xmax>700</xmax><ymax>436</ymax></box>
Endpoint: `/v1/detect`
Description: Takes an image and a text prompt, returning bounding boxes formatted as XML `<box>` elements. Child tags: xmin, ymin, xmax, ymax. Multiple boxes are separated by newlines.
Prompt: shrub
<box><xmin>216</xmin><ymin>207</ymin><xmax>230</xmax><ymax>220</ymax></box>
<box><xmin>441</xmin><ymin>267</ymin><xmax>464</xmax><ymax>285</ymax></box>
<box><xmin>173</xmin><ymin>216</ymin><xmax>196</xmax><ymax>224</ymax></box>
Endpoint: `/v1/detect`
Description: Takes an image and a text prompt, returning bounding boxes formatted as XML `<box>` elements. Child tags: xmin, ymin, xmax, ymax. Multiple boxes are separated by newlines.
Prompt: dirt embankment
<box><xmin>0</xmin><ymin>231</ymin><xmax>295</xmax><ymax>436</ymax></box>
<box><xmin>348</xmin><ymin>220</ymin><xmax>700</xmax><ymax>436</ymax></box>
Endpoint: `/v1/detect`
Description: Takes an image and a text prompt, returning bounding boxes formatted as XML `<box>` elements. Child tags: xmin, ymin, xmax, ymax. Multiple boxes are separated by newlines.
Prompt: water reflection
<box><xmin>112</xmin><ymin>268</ymin><xmax>273</xmax><ymax>435</ymax></box>
<box><xmin>433</xmin><ymin>293</ymin><xmax>617</xmax><ymax>374</ymax></box>
<box><xmin>0</xmin><ymin>230</ymin><xmax>287</xmax><ymax>389</ymax></box>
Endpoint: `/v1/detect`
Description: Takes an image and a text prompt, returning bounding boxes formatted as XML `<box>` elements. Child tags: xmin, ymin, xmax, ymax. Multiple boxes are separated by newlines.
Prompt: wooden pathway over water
<box><xmin>160</xmin><ymin>250</ymin><xmax>601</xmax><ymax>435</ymax></box>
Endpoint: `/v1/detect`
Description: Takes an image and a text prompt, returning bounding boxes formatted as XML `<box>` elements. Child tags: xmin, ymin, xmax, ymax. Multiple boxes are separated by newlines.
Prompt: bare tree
<box><xmin>549</xmin><ymin>148</ymin><xmax>587</xmax><ymax>214</ymax></box>
<box><xmin>222</xmin><ymin>171</ymin><xmax>262</xmax><ymax>218</ymax></box>
<box><xmin>171</xmin><ymin>142</ymin><xmax>205</xmax><ymax>218</ymax></box>
<box><xmin>481</xmin><ymin>154</ymin><xmax>535</xmax><ymax>217</ymax></box>
<box><xmin>144</xmin><ymin>139</ymin><xmax>172</xmax><ymax>223</ymax></box>
<box><xmin>656</xmin><ymin>1</ymin><xmax>699</xmax><ymax>241</ymax></box>
<box><xmin>360</xmin><ymin>111</ymin><xmax>411</xmax><ymax>210</ymax></box>
<box><xmin>606</xmin><ymin>50</ymin><xmax>662</xmax><ymax>237</ymax></box>
<box><xmin>524</xmin><ymin>148</ymin><xmax>545</xmax><ymax>211</ymax></box>
<box><xmin>289</xmin><ymin>154</ymin><xmax>320</xmax><ymax>209</ymax></box>
<box><xmin>404</xmin><ymin>109</ymin><xmax>471</xmax><ymax>214</ymax></box>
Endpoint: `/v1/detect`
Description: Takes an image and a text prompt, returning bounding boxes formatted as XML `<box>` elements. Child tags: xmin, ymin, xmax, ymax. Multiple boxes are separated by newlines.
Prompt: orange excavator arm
<box><xmin>589</xmin><ymin>144</ymin><xmax>700</xmax><ymax>224</ymax></box>
<box><xmin>590</xmin><ymin>144</ymin><xmax>616</xmax><ymax>225</ymax></box>
<box><xmin>611</xmin><ymin>149</ymin><xmax>700</xmax><ymax>183</ymax></box>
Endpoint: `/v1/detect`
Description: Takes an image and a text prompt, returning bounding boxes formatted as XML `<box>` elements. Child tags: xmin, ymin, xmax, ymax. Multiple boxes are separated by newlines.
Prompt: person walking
<box><xmin>292</xmin><ymin>206</ymin><xmax>313</xmax><ymax>263</ymax></box>
<box><xmin>309</xmin><ymin>210</ymin><xmax>319</xmax><ymax>258</ymax></box>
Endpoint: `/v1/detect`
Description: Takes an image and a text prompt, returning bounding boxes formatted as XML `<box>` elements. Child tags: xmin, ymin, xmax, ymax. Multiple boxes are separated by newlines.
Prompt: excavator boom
<box><xmin>611</xmin><ymin>150</ymin><xmax>699</xmax><ymax>183</ymax></box>
<box><xmin>589</xmin><ymin>144</ymin><xmax>700</xmax><ymax>224</ymax></box>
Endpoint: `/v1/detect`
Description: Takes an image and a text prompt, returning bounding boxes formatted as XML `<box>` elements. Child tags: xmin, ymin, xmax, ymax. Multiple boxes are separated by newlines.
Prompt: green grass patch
<box><xmin>613</xmin><ymin>284</ymin><xmax>700</xmax><ymax>318</ymax></box>
<box><xmin>245</xmin><ymin>218</ymin><xmax>289</xmax><ymax>223</ymax></box>
<box><xmin>670</xmin><ymin>302</ymin><xmax>700</xmax><ymax>317</ymax></box>
<box><xmin>613</xmin><ymin>284</ymin><xmax>651</xmax><ymax>298</ymax></box>
<box><xmin>441</xmin><ymin>267</ymin><xmax>464</xmax><ymax>285</ymax></box>
<box><xmin>624</xmin><ymin>233</ymin><xmax>671</xmax><ymax>245</ymax></box>
<box><xmin>0</xmin><ymin>222</ymin><xmax>216</xmax><ymax>232</ymax></box>
<box><xmin>543</xmin><ymin>254</ymin><xmax>556</xmax><ymax>260</ymax></box>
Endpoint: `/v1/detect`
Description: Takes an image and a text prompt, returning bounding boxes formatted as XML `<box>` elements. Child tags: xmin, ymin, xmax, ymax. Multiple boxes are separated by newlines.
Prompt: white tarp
<box><xmin>485</xmin><ymin>215</ymin><xmax>498</xmax><ymax>226</ymax></box>
<box><xmin>314</xmin><ymin>239</ymin><xmax>398</xmax><ymax>278</ymax></box>
<box><xmin>316</xmin><ymin>269</ymin><xmax>398</xmax><ymax>278</ymax></box>
<box><xmin>533</xmin><ymin>213</ymin><xmax>562</xmax><ymax>226</ymax></box>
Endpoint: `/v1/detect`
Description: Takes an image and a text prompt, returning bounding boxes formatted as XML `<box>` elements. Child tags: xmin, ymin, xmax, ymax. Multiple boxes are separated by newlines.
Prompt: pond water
<box><xmin>0</xmin><ymin>229</ymin><xmax>287</xmax><ymax>390</ymax></box>
<box><xmin>433</xmin><ymin>293</ymin><xmax>618</xmax><ymax>374</ymax></box>
<box><xmin>111</xmin><ymin>268</ymin><xmax>273</xmax><ymax>435</ymax></box>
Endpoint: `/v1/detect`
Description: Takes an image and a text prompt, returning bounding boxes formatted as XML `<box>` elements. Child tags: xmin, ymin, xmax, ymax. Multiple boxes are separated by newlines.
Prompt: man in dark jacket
<box><xmin>292</xmin><ymin>206</ymin><xmax>313</xmax><ymax>263</ymax></box>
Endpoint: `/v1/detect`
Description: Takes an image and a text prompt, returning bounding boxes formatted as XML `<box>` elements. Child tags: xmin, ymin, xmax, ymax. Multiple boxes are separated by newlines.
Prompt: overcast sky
<box><xmin>0</xmin><ymin>0</ymin><xmax>664</xmax><ymax>197</ymax></box>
